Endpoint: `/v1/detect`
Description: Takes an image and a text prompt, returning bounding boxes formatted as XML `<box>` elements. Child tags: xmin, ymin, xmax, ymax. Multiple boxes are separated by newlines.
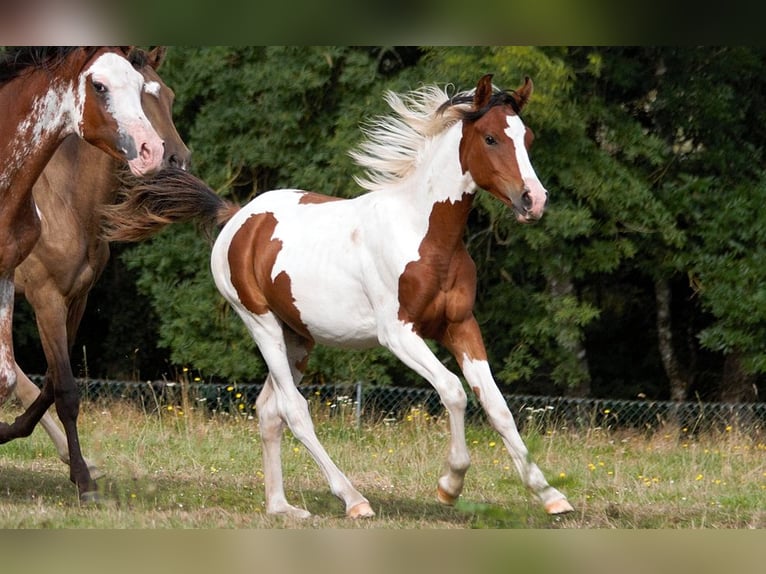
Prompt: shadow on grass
<box><xmin>0</xmin><ymin>463</ymin><xmax>572</xmax><ymax>528</ymax></box>
<box><xmin>0</xmin><ymin>465</ymin><xmax>76</xmax><ymax>501</ymax></box>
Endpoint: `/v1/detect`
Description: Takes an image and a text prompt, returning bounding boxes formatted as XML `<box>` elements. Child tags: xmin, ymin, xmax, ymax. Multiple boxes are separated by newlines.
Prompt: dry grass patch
<box><xmin>0</xmin><ymin>399</ymin><xmax>764</xmax><ymax>528</ymax></box>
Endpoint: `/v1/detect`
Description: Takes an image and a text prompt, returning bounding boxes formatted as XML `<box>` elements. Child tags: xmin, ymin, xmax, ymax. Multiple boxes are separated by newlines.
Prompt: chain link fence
<box><xmin>30</xmin><ymin>375</ymin><xmax>766</xmax><ymax>434</ymax></box>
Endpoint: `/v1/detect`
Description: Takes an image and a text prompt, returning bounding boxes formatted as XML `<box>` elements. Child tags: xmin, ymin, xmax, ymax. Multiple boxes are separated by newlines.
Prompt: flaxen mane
<box><xmin>349</xmin><ymin>81</ymin><xmax>524</xmax><ymax>193</ymax></box>
<box><xmin>349</xmin><ymin>85</ymin><xmax>470</xmax><ymax>192</ymax></box>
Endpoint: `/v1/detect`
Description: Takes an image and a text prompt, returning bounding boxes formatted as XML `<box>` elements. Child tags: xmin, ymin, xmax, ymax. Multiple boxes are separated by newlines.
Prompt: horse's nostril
<box><xmin>521</xmin><ymin>189</ymin><xmax>533</xmax><ymax>210</ymax></box>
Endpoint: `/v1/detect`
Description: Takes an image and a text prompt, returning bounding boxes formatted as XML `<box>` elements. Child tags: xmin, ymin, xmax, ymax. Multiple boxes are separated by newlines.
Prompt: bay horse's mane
<box><xmin>350</xmin><ymin>82</ymin><xmax>523</xmax><ymax>193</ymax></box>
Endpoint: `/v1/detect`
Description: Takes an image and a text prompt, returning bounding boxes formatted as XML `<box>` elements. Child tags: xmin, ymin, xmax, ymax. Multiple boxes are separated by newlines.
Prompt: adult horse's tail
<box><xmin>101</xmin><ymin>167</ymin><xmax>240</xmax><ymax>242</ymax></box>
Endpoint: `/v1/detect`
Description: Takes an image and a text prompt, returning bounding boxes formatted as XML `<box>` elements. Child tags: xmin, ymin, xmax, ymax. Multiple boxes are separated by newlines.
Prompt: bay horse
<box><xmin>104</xmin><ymin>74</ymin><xmax>574</xmax><ymax>517</ymax></box>
<box><xmin>11</xmin><ymin>47</ymin><xmax>190</xmax><ymax>481</ymax></box>
<box><xmin>0</xmin><ymin>47</ymin><xmax>165</xmax><ymax>501</ymax></box>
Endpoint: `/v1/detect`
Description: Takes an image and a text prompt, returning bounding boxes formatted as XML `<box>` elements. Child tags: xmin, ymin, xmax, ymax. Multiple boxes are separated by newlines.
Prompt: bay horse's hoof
<box><xmin>436</xmin><ymin>485</ymin><xmax>459</xmax><ymax>506</ymax></box>
<box><xmin>79</xmin><ymin>490</ymin><xmax>103</xmax><ymax>505</ymax></box>
<box><xmin>347</xmin><ymin>501</ymin><xmax>375</xmax><ymax>518</ymax></box>
<box><xmin>545</xmin><ymin>498</ymin><xmax>574</xmax><ymax>515</ymax></box>
<box><xmin>88</xmin><ymin>466</ymin><xmax>106</xmax><ymax>481</ymax></box>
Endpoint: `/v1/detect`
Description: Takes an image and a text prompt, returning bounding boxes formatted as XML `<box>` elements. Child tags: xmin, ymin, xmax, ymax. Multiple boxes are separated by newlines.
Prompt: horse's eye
<box><xmin>92</xmin><ymin>81</ymin><xmax>107</xmax><ymax>94</ymax></box>
<box><xmin>484</xmin><ymin>135</ymin><xmax>497</xmax><ymax>146</ymax></box>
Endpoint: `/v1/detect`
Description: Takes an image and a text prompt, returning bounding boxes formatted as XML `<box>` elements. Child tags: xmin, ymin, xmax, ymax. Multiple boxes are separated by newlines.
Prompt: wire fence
<box><xmin>30</xmin><ymin>375</ymin><xmax>766</xmax><ymax>434</ymax></box>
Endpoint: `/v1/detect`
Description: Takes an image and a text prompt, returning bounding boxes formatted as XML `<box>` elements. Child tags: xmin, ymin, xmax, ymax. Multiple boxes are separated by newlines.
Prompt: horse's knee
<box><xmin>0</xmin><ymin>367</ymin><xmax>17</xmax><ymax>404</ymax></box>
<box><xmin>441</xmin><ymin>381</ymin><xmax>467</xmax><ymax>412</ymax></box>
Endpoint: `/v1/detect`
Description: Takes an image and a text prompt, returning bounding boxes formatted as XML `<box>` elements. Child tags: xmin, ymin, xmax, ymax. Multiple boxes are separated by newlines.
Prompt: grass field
<box><xmin>0</xmin><ymin>398</ymin><xmax>764</xmax><ymax>528</ymax></box>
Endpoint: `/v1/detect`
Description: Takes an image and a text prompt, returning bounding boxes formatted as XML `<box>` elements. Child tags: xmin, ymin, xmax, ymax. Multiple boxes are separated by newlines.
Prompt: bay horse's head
<box><xmin>457</xmin><ymin>74</ymin><xmax>548</xmax><ymax>223</ymax></box>
<box><xmin>130</xmin><ymin>47</ymin><xmax>191</xmax><ymax>170</ymax></box>
<box><xmin>78</xmin><ymin>46</ymin><xmax>164</xmax><ymax>176</ymax></box>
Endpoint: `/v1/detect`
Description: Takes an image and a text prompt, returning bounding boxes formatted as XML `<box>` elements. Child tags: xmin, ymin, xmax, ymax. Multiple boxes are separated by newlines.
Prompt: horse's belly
<box><xmin>291</xmin><ymin>287</ymin><xmax>380</xmax><ymax>349</ymax></box>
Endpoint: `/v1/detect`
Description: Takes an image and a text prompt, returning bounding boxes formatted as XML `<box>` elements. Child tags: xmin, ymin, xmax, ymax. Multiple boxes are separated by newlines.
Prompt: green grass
<box><xmin>0</xmin><ymin>399</ymin><xmax>764</xmax><ymax>528</ymax></box>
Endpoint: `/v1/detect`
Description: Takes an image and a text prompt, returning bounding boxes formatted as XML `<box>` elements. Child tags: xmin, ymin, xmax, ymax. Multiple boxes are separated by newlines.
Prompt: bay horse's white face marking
<box><xmin>210</xmin><ymin>74</ymin><xmax>572</xmax><ymax>519</ymax></box>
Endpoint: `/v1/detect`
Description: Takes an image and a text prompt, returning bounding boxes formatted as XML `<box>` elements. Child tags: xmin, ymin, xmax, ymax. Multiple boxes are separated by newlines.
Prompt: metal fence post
<box><xmin>355</xmin><ymin>380</ymin><xmax>362</xmax><ymax>429</ymax></box>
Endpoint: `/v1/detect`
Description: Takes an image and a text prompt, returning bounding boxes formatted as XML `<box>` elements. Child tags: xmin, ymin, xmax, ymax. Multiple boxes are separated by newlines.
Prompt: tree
<box><xmin>37</xmin><ymin>45</ymin><xmax>764</xmax><ymax>405</ymax></box>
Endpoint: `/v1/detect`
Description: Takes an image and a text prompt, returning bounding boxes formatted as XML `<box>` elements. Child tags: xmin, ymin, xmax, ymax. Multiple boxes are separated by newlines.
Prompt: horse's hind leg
<box><xmin>243</xmin><ymin>314</ymin><xmax>373</xmax><ymax>518</ymax></box>
<box><xmin>256</xmin><ymin>375</ymin><xmax>311</xmax><ymax>519</ymax></box>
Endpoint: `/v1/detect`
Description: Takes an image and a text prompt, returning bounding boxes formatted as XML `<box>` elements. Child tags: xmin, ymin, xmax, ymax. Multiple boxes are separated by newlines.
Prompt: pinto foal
<box><xmin>107</xmin><ymin>74</ymin><xmax>574</xmax><ymax>518</ymax></box>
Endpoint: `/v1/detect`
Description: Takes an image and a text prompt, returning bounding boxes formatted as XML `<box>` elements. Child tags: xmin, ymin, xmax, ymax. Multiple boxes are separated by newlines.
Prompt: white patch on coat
<box><xmin>0</xmin><ymin>280</ymin><xmax>17</xmax><ymax>401</ymax></box>
<box><xmin>0</xmin><ymin>82</ymin><xmax>78</xmax><ymax>189</ymax></box>
<box><xmin>504</xmin><ymin>115</ymin><xmax>539</xmax><ymax>181</ymax></box>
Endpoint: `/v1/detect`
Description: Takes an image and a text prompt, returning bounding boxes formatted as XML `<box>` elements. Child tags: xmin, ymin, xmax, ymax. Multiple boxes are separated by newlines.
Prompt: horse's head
<box><xmin>78</xmin><ymin>47</ymin><xmax>164</xmax><ymax>177</ymax></box>
<box><xmin>458</xmin><ymin>74</ymin><xmax>548</xmax><ymax>223</ymax></box>
<box><xmin>131</xmin><ymin>47</ymin><xmax>191</xmax><ymax>170</ymax></box>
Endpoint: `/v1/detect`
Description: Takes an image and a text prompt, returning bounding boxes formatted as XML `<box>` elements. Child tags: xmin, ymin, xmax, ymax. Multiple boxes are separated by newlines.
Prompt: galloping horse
<box><xmin>0</xmin><ymin>47</ymin><xmax>164</xmax><ymax>501</ymax></box>
<box><xmin>104</xmin><ymin>74</ymin><xmax>574</xmax><ymax>517</ymax></box>
<box><xmin>12</xmin><ymin>47</ymin><xmax>190</xmax><ymax>479</ymax></box>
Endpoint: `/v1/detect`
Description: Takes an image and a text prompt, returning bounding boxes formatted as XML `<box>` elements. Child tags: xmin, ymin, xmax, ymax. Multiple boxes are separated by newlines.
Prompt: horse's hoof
<box><xmin>436</xmin><ymin>485</ymin><xmax>459</xmax><ymax>506</ymax></box>
<box><xmin>545</xmin><ymin>498</ymin><xmax>574</xmax><ymax>515</ymax></box>
<box><xmin>88</xmin><ymin>466</ymin><xmax>105</xmax><ymax>481</ymax></box>
<box><xmin>347</xmin><ymin>501</ymin><xmax>375</xmax><ymax>518</ymax></box>
<box><xmin>269</xmin><ymin>505</ymin><xmax>312</xmax><ymax>520</ymax></box>
<box><xmin>79</xmin><ymin>490</ymin><xmax>103</xmax><ymax>505</ymax></box>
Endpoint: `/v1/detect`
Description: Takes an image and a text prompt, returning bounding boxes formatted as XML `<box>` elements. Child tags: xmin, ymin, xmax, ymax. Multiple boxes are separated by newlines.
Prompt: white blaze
<box><xmin>504</xmin><ymin>115</ymin><xmax>539</xmax><ymax>181</ymax></box>
<box><xmin>83</xmin><ymin>52</ymin><xmax>148</xmax><ymax>145</ymax></box>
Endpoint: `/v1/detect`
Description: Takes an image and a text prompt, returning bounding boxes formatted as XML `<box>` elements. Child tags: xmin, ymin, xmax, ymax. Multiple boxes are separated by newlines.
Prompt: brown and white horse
<box><xmin>105</xmin><ymin>74</ymin><xmax>574</xmax><ymax>517</ymax></box>
<box><xmin>11</xmin><ymin>47</ymin><xmax>190</xmax><ymax>481</ymax></box>
<box><xmin>0</xmin><ymin>47</ymin><xmax>164</xmax><ymax>501</ymax></box>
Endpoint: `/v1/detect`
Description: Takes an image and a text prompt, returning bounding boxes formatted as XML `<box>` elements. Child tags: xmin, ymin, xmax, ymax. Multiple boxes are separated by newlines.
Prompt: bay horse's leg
<box><xmin>380</xmin><ymin>324</ymin><xmax>472</xmax><ymax>505</ymax></box>
<box><xmin>20</xmin><ymin>290</ymin><xmax>97</xmax><ymax>500</ymax></box>
<box><xmin>240</xmin><ymin>312</ymin><xmax>373</xmax><ymax>518</ymax></box>
<box><xmin>12</xmin><ymin>365</ymin><xmax>101</xmax><ymax>477</ymax></box>
<box><xmin>442</xmin><ymin>317</ymin><xmax>574</xmax><ymax>515</ymax></box>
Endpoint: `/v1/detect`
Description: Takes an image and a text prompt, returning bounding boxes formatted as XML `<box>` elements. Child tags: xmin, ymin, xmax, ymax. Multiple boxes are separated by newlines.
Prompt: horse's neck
<box><xmin>0</xmin><ymin>75</ymin><xmax>80</xmax><ymax>201</ymax></box>
<box><xmin>35</xmin><ymin>136</ymin><xmax>119</xmax><ymax>241</ymax></box>
<box><xmin>393</xmin><ymin>122</ymin><xmax>476</xmax><ymax>242</ymax></box>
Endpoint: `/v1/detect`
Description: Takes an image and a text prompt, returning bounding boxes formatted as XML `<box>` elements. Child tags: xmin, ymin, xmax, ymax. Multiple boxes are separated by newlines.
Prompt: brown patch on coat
<box><xmin>227</xmin><ymin>212</ymin><xmax>312</xmax><ymax>341</ymax></box>
<box><xmin>397</xmin><ymin>195</ymin><xmax>488</xmax><ymax>363</ymax></box>
<box><xmin>298</xmin><ymin>191</ymin><xmax>343</xmax><ymax>205</ymax></box>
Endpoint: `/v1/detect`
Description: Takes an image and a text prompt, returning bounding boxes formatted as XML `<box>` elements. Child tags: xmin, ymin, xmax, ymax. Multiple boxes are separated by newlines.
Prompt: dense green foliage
<box><xmin>14</xmin><ymin>46</ymin><xmax>766</xmax><ymax>402</ymax></box>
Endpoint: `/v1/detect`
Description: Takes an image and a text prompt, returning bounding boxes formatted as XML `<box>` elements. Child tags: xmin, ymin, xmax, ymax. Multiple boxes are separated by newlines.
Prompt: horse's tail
<box><xmin>100</xmin><ymin>167</ymin><xmax>241</xmax><ymax>242</ymax></box>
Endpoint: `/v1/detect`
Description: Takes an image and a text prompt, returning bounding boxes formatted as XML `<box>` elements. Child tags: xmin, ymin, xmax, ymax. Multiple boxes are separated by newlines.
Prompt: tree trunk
<box><xmin>720</xmin><ymin>352</ymin><xmax>757</xmax><ymax>403</ymax></box>
<box><xmin>548</xmin><ymin>271</ymin><xmax>591</xmax><ymax>397</ymax></box>
<box><xmin>654</xmin><ymin>278</ymin><xmax>692</xmax><ymax>402</ymax></box>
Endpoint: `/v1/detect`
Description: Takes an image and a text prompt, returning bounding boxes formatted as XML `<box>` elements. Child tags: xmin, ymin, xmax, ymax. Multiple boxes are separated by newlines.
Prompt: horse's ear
<box><xmin>515</xmin><ymin>76</ymin><xmax>533</xmax><ymax>110</ymax></box>
<box><xmin>147</xmin><ymin>46</ymin><xmax>168</xmax><ymax>70</ymax></box>
<box><xmin>473</xmin><ymin>74</ymin><xmax>494</xmax><ymax>109</ymax></box>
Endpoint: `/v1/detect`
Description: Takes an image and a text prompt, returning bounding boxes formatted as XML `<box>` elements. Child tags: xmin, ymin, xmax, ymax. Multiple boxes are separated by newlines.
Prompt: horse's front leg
<box><xmin>382</xmin><ymin>324</ymin><xmax>471</xmax><ymax>505</ymax></box>
<box><xmin>13</xmin><ymin>365</ymin><xmax>102</xmax><ymax>477</ymax></box>
<box><xmin>442</xmin><ymin>317</ymin><xmax>574</xmax><ymax>515</ymax></box>
<box><xmin>0</xmin><ymin>279</ymin><xmax>16</xmax><ymax>406</ymax></box>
